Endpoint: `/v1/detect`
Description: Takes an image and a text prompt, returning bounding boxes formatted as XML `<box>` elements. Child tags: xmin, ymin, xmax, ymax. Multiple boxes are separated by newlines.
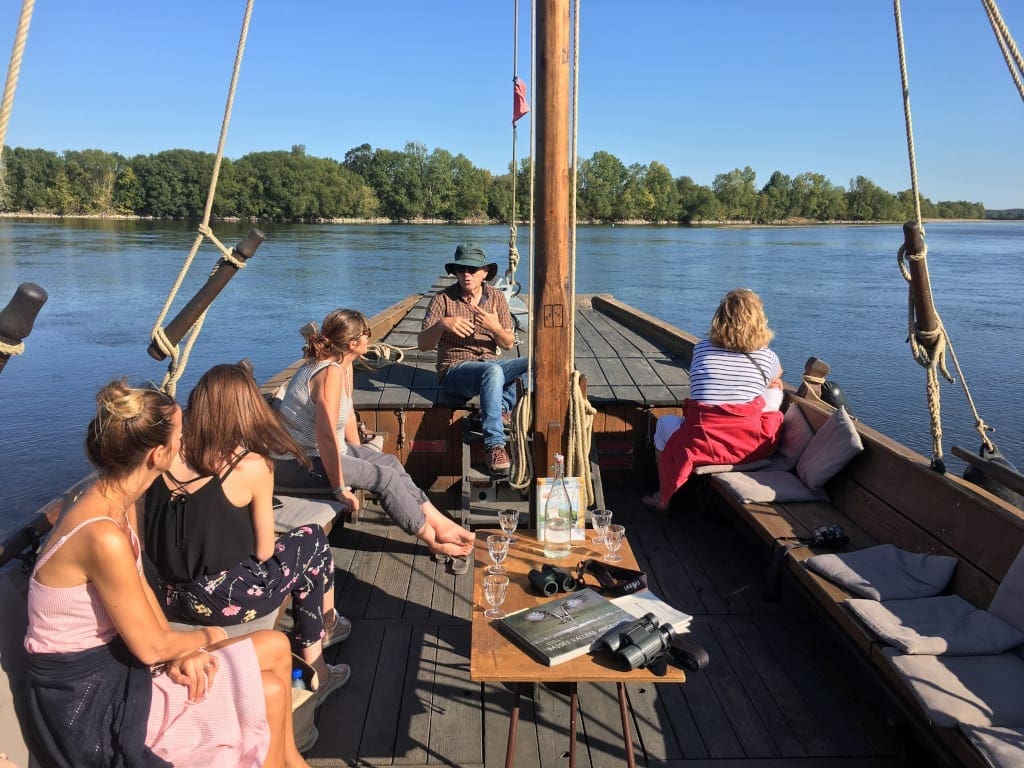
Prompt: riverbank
<box><xmin>0</xmin><ymin>211</ymin><xmax>1003</xmax><ymax>226</ymax></box>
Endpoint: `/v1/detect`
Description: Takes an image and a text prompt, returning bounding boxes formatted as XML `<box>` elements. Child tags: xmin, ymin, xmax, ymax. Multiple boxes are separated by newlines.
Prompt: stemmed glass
<box><xmin>486</xmin><ymin>534</ymin><xmax>510</xmax><ymax>574</ymax></box>
<box><xmin>592</xmin><ymin>509</ymin><xmax>613</xmax><ymax>545</ymax></box>
<box><xmin>498</xmin><ymin>509</ymin><xmax>519</xmax><ymax>543</ymax></box>
<box><xmin>483</xmin><ymin>574</ymin><xmax>509</xmax><ymax>619</ymax></box>
<box><xmin>603</xmin><ymin>524</ymin><xmax>625</xmax><ymax>563</ymax></box>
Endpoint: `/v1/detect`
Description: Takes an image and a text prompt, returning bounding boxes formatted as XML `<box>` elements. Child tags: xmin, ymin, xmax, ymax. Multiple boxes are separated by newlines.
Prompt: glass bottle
<box><xmin>543</xmin><ymin>453</ymin><xmax>573</xmax><ymax>558</ymax></box>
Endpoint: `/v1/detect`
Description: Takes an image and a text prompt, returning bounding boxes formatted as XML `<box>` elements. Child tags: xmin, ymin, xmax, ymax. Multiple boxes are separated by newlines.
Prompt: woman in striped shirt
<box><xmin>644</xmin><ymin>289</ymin><xmax>784</xmax><ymax>509</ymax></box>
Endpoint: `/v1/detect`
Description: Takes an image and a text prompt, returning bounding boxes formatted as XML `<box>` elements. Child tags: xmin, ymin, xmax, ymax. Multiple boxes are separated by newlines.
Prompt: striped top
<box><xmin>689</xmin><ymin>339</ymin><xmax>781</xmax><ymax>405</ymax></box>
<box><xmin>278</xmin><ymin>360</ymin><xmax>352</xmax><ymax>457</ymax></box>
<box><xmin>25</xmin><ymin>517</ymin><xmax>137</xmax><ymax>654</ymax></box>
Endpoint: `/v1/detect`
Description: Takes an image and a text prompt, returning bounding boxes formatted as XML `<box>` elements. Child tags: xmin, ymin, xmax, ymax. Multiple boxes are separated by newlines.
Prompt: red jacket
<box><xmin>657</xmin><ymin>397</ymin><xmax>783</xmax><ymax>506</ymax></box>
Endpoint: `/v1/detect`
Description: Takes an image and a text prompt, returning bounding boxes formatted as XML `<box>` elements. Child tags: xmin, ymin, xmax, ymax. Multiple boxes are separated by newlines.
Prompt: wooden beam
<box><xmin>531</xmin><ymin>0</ymin><xmax>572</xmax><ymax>524</ymax></box>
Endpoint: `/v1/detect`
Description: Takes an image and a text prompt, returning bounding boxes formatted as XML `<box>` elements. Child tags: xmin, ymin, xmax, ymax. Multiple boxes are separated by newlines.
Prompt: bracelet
<box><xmin>332</xmin><ymin>485</ymin><xmax>352</xmax><ymax>495</ymax></box>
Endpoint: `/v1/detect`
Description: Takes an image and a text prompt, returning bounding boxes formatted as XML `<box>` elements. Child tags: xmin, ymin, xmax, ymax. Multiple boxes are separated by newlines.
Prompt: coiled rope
<box><xmin>980</xmin><ymin>0</ymin><xmax>1024</xmax><ymax>102</ymax></box>
<box><xmin>892</xmin><ymin>0</ymin><xmax>996</xmax><ymax>466</ymax></box>
<box><xmin>353</xmin><ymin>341</ymin><xmax>417</xmax><ymax>370</ymax></box>
<box><xmin>150</xmin><ymin>0</ymin><xmax>254</xmax><ymax>396</ymax></box>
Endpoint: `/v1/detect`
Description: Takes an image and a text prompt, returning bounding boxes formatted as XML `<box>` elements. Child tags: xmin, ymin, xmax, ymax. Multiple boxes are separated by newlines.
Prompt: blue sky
<box><xmin>2</xmin><ymin>1</ymin><xmax>1021</xmax><ymax>208</ymax></box>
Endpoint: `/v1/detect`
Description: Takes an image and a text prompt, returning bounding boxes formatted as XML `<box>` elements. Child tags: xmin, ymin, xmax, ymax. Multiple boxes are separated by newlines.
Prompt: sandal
<box><xmin>432</xmin><ymin>551</ymin><xmax>450</xmax><ymax>564</ymax></box>
<box><xmin>448</xmin><ymin>553</ymin><xmax>471</xmax><ymax>575</ymax></box>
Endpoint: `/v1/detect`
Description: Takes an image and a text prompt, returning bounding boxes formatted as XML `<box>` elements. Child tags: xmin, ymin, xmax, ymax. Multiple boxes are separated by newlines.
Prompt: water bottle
<box><xmin>292</xmin><ymin>668</ymin><xmax>307</xmax><ymax>691</ymax></box>
<box><xmin>543</xmin><ymin>453</ymin><xmax>573</xmax><ymax>559</ymax></box>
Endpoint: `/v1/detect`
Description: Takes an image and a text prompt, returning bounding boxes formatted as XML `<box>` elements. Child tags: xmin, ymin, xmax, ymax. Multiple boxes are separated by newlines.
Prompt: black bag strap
<box><xmin>575</xmin><ymin>559</ymin><xmax>647</xmax><ymax>596</ymax></box>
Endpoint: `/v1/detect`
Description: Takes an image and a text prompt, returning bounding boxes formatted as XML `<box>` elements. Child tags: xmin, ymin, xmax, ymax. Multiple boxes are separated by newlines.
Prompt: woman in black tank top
<box><xmin>142</xmin><ymin>363</ymin><xmax>352</xmax><ymax>706</ymax></box>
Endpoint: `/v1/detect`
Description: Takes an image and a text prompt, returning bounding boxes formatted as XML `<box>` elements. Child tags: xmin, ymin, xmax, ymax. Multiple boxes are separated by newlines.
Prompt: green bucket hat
<box><xmin>445</xmin><ymin>242</ymin><xmax>498</xmax><ymax>281</ymax></box>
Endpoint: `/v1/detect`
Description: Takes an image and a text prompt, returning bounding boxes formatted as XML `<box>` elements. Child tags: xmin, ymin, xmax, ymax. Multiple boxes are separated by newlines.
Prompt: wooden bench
<box><xmin>707</xmin><ymin>394</ymin><xmax>1024</xmax><ymax>768</ymax></box>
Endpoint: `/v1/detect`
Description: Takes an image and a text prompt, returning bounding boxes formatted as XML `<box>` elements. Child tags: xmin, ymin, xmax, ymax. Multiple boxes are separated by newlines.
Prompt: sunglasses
<box><xmin>453</xmin><ymin>265</ymin><xmax>483</xmax><ymax>274</ymax></box>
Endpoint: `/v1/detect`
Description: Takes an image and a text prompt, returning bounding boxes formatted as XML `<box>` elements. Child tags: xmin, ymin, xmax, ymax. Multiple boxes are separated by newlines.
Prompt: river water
<box><xmin>0</xmin><ymin>219</ymin><xmax>1021</xmax><ymax>537</ymax></box>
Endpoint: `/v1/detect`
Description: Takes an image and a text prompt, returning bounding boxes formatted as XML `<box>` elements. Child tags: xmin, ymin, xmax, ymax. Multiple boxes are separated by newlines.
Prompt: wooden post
<box><xmin>530</xmin><ymin>0</ymin><xmax>572</xmax><ymax>526</ymax></box>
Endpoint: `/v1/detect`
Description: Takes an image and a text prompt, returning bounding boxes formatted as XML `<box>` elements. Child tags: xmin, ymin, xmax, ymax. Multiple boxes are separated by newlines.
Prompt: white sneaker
<box><xmin>315</xmin><ymin>663</ymin><xmax>351</xmax><ymax>706</ymax></box>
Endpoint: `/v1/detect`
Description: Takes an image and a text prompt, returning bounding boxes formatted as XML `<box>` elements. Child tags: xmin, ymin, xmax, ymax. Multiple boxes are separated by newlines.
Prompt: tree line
<box><xmin>0</xmin><ymin>143</ymin><xmax>987</xmax><ymax>224</ymax></box>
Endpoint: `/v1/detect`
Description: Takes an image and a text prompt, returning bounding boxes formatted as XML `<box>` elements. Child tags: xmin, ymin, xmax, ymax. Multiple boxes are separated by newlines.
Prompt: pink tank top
<box><xmin>24</xmin><ymin>517</ymin><xmax>143</xmax><ymax>655</ymax></box>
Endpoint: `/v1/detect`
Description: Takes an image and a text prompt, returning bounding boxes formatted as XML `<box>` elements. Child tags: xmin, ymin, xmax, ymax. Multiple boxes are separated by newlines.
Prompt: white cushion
<box><xmin>774</xmin><ymin>404</ymin><xmax>815</xmax><ymax>471</ymax></box>
<box><xmin>713</xmin><ymin>469</ymin><xmax>822</xmax><ymax>503</ymax></box>
<box><xmin>805</xmin><ymin>544</ymin><xmax>957</xmax><ymax>600</ymax></box>
<box><xmin>885</xmin><ymin>648</ymin><xmax>1024</xmax><ymax>727</ymax></box>
<box><xmin>795</xmin><ymin>406</ymin><xmax>863</xmax><ymax>491</ymax></box>
<box><xmin>846</xmin><ymin>595</ymin><xmax>1024</xmax><ymax>655</ymax></box>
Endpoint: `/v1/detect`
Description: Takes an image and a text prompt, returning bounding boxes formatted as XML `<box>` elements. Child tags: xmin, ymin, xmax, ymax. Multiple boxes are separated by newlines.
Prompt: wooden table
<box><xmin>470</xmin><ymin>530</ymin><xmax>686</xmax><ymax>768</ymax></box>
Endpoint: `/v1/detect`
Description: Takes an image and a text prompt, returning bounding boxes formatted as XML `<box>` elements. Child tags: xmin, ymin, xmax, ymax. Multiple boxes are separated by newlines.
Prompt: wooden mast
<box><xmin>530</xmin><ymin>0</ymin><xmax>572</xmax><ymax>523</ymax></box>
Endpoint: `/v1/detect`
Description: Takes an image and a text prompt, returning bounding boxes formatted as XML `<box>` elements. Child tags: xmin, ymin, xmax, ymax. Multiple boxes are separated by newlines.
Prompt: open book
<box><xmin>611</xmin><ymin>590</ymin><xmax>692</xmax><ymax>634</ymax></box>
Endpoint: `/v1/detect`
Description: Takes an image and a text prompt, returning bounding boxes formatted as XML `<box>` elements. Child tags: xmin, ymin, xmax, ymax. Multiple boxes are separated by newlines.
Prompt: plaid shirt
<box><xmin>422</xmin><ymin>283</ymin><xmax>514</xmax><ymax>377</ymax></box>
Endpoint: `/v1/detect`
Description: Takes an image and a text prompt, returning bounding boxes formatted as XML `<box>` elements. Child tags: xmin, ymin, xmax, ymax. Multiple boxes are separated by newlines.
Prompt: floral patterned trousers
<box><xmin>156</xmin><ymin>524</ymin><xmax>336</xmax><ymax>647</ymax></box>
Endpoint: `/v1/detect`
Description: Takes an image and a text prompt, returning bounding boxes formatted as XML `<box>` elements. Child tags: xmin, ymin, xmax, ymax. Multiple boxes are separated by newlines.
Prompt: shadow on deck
<box><xmin>310</xmin><ymin>486</ymin><xmax>915</xmax><ymax>767</ymax></box>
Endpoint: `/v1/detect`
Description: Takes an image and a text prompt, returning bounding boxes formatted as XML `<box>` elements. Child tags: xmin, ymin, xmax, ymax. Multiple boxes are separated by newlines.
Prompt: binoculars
<box><xmin>528</xmin><ymin>564</ymin><xmax>578</xmax><ymax>596</ymax></box>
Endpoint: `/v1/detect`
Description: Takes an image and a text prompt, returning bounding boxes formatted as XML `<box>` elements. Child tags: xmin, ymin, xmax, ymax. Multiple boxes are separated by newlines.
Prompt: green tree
<box><xmin>112</xmin><ymin>164</ymin><xmax>143</xmax><ymax>214</ymax></box>
<box><xmin>367</xmin><ymin>147</ymin><xmax>424</xmax><ymax>220</ymax></box>
<box><xmin>577</xmin><ymin>150</ymin><xmax>627</xmax><ymax>222</ymax></box>
<box><xmin>712</xmin><ymin>166</ymin><xmax>758</xmax><ymax>221</ymax></box>
<box><xmin>759</xmin><ymin>170</ymin><xmax>792</xmax><ymax>222</ymax></box>
<box><xmin>342</xmin><ymin>143</ymin><xmax>373</xmax><ymax>178</ymax></box>
<box><xmin>676</xmin><ymin>176</ymin><xmax>719</xmax><ymax>223</ymax></box>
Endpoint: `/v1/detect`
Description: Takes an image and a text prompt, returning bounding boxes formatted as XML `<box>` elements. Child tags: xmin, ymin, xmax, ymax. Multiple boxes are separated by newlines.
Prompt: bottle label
<box><xmin>536</xmin><ymin>475</ymin><xmax>586</xmax><ymax>541</ymax></box>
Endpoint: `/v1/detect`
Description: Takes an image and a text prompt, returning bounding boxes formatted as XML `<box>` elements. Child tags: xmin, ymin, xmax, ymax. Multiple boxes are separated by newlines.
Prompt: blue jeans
<box><xmin>442</xmin><ymin>356</ymin><xmax>528</xmax><ymax>448</ymax></box>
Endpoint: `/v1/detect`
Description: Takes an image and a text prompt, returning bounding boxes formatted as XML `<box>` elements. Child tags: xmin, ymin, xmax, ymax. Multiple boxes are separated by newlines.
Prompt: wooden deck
<box><xmin>310</xmin><ymin>486</ymin><xmax>914</xmax><ymax>767</ymax></box>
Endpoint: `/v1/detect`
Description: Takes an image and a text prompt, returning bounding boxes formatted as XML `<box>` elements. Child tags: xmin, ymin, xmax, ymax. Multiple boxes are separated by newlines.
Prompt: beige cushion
<box><xmin>959</xmin><ymin>725</ymin><xmax>1024</xmax><ymax>768</ymax></box>
<box><xmin>692</xmin><ymin>459</ymin><xmax>771</xmax><ymax>476</ymax></box>
<box><xmin>774</xmin><ymin>404</ymin><xmax>815</xmax><ymax>471</ymax></box>
<box><xmin>273</xmin><ymin>495</ymin><xmax>342</xmax><ymax>534</ymax></box>
<box><xmin>990</xmin><ymin>545</ymin><xmax>1024</xmax><ymax>636</ymax></box>
<box><xmin>795</xmin><ymin>406</ymin><xmax>863</xmax><ymax>492</ymax></box>
<box><xmin>884</xmin><ymin>648</ymin><xmax>1024</xmax><ymax>727</ymax></box>
<box><xmin>0</xmin><ymin>575</ymin><xmax>32</xmax><ymax>767</ymax></box>
<box><xmin>713</xmin><ymin>469</ymin><xmax>821</xmax><ymax>503</ymax></box>
<box><xmin>846</xmin><ymin>595</ymin><xmax>1024</xmax><ymax>655</ymax></box>
<box><xmin>805</xmin><ymin>544</ymin><xmax>957</xmax><ymax>600</ymax></box>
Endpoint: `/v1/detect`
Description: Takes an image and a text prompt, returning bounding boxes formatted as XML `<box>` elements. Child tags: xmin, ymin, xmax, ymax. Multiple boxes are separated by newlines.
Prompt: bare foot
<box><xmin>436</xmin><ymin>525</ymin><xmax>475</xmax><ymax>546</ymax></box>
<box><xmin>431</xmin><ymin>540</ymin><xmax>472</xmax><ymax>557</ymax></box>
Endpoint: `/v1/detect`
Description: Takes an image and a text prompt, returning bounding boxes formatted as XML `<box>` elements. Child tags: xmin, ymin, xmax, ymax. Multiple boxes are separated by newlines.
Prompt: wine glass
<box><xmin>603</xmin><ymin>524</ymin><xmax>625</xmax><ymax>563</ymax></box>
<box><xmin>486</xmin><ymin>534</ymin><xmax>510</xmax><ymax>574</ymax></box>
<box><xmin>498</xmin><ymin>509</ymin><xmax>519</xmax><ymax>543</ymax></box>
<box><xmin>592</xmin><ymin>509</ymin><xmax>613</xmax><ymax>545</ymax></box>
<box><xmin>483</xmin><ymin>574</ymin><xmax>509</xmax><ymax>619</ymax></box>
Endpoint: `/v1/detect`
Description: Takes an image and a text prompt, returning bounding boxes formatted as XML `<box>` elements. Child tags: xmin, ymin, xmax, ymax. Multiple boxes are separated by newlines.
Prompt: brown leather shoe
<box><xmin>486</xmin><ymin>445</ymin><xmax>511</xmax><ymax>476</ymax></box>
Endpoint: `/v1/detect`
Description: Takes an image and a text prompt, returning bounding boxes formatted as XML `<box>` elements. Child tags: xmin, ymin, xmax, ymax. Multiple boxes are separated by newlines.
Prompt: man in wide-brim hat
<box><xmin>418</xmin><ymin>242</ymin><xmax>527</xmax><ymax>477</ymax></box>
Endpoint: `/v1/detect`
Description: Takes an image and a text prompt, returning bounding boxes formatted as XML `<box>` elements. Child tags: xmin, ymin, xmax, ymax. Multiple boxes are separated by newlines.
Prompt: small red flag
<box><xmin>513</xmin><ymin>77</ymin><xmax>530</xmax><ymax>123</ymax></box>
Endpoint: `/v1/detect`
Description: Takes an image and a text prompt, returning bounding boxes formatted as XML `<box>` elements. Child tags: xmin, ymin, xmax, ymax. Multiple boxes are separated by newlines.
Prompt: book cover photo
<box><xmin>495</xmin><ymin>587</ymin><xmax>634</xmax><ymax>666</ymax></box>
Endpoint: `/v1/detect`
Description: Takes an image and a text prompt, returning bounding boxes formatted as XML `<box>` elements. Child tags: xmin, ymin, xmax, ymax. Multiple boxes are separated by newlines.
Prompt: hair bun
<box><xmin>96</xmin><ymin>379</ymin><xmax>145</xmax><ymax>420</ymax></box>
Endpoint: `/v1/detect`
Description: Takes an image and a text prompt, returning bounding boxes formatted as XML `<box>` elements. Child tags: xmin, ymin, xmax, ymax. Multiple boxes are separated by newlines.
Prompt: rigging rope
<box><xmin>980</xmin><ymin>0</ymin><xmax>1024</xmax><ymax>102</ymax></box>
<box><xmin>507</xmin><ymin>0</ymin><xmax>522</xmax><ymax>290</ymax></box>
<box><xmin>151</xmin><ymin>0</ymin><xmax>255</xmax><ymax>397</ymax></box>
<box><xmin>892</xmin><ymin>0</ymin><xmax>997</xmax><ymax>467</ymax></box>
<box><xmin>0</xmin><ymin>0</ymin><xmax>34</xmax><ymax>200</ymax></box>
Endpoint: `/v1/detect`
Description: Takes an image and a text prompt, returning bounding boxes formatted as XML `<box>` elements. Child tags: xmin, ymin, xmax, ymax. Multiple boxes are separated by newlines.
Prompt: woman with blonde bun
<box><xmin>24</xmin><ymin>380</ymin><xmax>309</xmax><ymax>768</ymax></box>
